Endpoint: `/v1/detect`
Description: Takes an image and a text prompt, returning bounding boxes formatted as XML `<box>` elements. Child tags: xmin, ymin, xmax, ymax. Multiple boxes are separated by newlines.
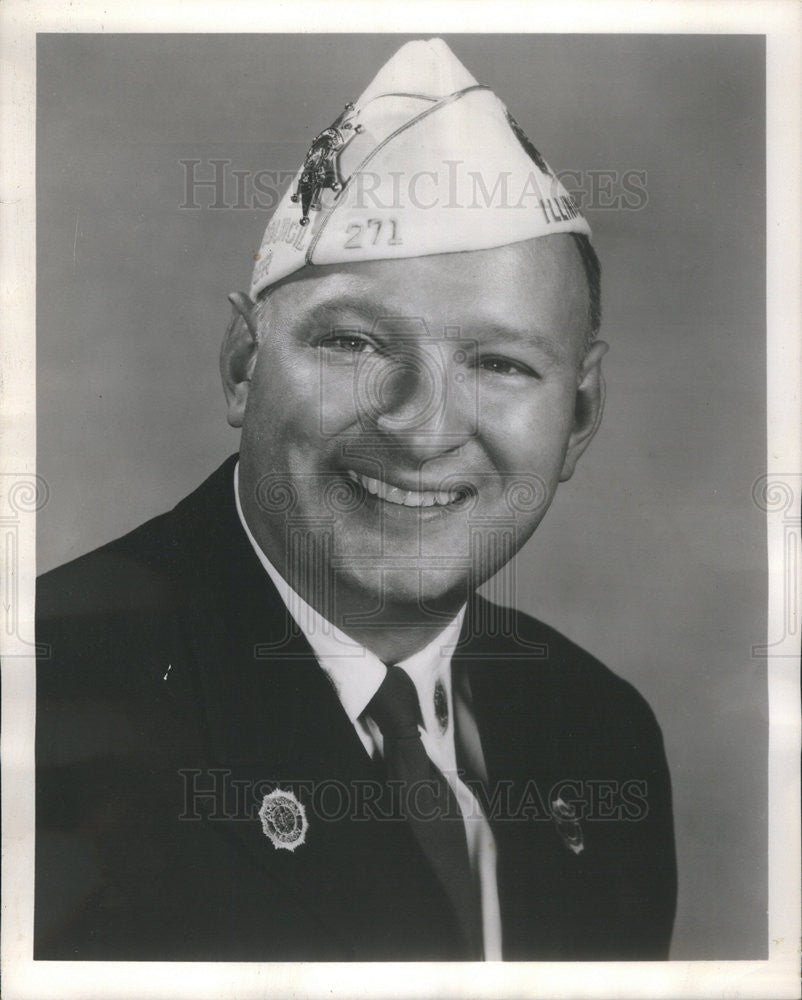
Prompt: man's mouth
<box><xmin>345</xmin><ymin>469</ymin><xmax>468</xmax><ymax>509</ymax></box>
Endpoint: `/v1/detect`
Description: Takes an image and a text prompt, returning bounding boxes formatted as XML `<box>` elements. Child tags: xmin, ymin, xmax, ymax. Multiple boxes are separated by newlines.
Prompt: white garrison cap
<box><xmin>250</xmin><ymin>38</ymin><xmax>590</xmax><ymax>298</ymax></box>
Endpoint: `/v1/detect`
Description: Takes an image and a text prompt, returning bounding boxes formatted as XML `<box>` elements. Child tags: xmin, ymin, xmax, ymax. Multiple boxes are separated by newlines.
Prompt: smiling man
<box><xmin>36</xmin><ymin>39</ymin><xmax>676</xmax><ymax>962</ymax></box>
<box><xmin>229</xmin><ymin>236</ymin><xmax>604</xmax><ymax>663</ymax></box>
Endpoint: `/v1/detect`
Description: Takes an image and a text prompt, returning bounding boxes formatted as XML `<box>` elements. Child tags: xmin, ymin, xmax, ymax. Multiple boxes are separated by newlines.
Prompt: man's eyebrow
<box><xmin>475</xmin><ymin>325</ymin><xmax>570</xmax><ymax>364</ymax></box>
<box><xmin>301</xmin><ymin>295</ymin><xmax>390</xmax><ymax>331</ymax></box>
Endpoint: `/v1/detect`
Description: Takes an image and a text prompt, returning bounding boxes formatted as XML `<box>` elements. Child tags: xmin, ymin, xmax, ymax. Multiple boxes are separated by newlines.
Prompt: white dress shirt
<box><xmin>234</xmin><ymin>463</ymin><xmax>502</xmax><ymax>959</ymax></box>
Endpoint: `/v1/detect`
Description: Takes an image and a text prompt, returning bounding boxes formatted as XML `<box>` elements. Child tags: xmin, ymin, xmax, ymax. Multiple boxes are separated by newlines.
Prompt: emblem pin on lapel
<box><xmin>550</xmin><ymin>796</ymin><xmax>584</xmax><ymax>855</ymax></box>
<box><xmin>259</xmin><ymin>788</ymin><xmax>308</xmax><ymax>852</ymax></box>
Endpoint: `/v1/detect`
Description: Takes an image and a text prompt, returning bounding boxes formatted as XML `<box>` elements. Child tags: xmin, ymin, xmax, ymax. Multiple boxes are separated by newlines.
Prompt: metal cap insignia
<box><xmin>290</xmin><ymin>102</ymin><xmax>363</xmax><ymax>226</ymax></box>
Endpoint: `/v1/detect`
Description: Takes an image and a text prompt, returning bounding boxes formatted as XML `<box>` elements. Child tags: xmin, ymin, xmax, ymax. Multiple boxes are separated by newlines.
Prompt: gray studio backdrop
<box><xmin>36</xmin><ymin>34</ymin><xmax>766</xmax><ymax>959</ymax></box>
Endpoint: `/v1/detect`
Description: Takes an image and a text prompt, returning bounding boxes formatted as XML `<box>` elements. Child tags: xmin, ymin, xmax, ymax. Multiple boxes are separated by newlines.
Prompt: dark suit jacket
<box><xmin>35</xmin><ymin>455</ymin><xmax>676</xmax><ymax>961</ymax></box>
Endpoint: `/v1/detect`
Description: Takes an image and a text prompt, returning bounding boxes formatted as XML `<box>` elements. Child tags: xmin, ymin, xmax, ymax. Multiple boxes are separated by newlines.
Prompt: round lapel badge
<box><xmin>259</xmin><ymin>788</ymin><xmax>308</xmax><ymax>852</ymax></box>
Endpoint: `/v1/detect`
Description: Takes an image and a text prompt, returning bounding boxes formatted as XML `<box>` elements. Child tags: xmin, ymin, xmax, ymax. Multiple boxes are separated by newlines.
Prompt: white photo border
<box><xmin>1</xmin><ymin>2</ymin><xmax>799</xmax><ymax>998</ymax></box>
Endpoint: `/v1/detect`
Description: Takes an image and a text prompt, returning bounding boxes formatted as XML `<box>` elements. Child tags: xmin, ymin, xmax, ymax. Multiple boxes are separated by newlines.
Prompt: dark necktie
<box><xmin>366</xmin><ymin>665</ymin><xmax>483</xmax><ymax>957</ymax></box>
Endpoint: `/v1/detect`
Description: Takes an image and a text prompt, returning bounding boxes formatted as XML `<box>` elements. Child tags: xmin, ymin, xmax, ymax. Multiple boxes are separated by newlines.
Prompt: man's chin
<box><xmin>332</xmin><ymin>562</ymin><xmax>473</xmax><ymax>622</ymax></box>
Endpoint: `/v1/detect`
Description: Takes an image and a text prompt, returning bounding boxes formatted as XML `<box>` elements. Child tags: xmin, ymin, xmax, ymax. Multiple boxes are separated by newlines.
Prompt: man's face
<box><xmin>234</xmin><ymin>233</ymin><xmax>605</xmax><ymax>617</ymax></box>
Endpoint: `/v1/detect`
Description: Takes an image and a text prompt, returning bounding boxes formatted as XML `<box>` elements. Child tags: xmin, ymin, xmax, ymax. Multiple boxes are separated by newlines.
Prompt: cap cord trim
<box><xmin>305</xmin><ymin>83</ymin><xmax>491</xmax><ymax>264</ymax></box>
<box><xmin>363</xmin><ymin>91</ymin><xmax>439</xmax><ymax>104</ymax></box>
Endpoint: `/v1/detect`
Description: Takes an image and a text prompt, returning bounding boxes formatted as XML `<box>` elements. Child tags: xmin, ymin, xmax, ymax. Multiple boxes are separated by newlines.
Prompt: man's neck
<box><xmin>319</xmin><ymin>599</ymin><xmax>464</xmax><ymax>665</ymax></box>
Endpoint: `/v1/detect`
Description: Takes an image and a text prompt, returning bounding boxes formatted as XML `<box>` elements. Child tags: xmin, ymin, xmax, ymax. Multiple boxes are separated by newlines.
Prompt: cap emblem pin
<box><xmin>291</xmin><ymin>102</ymin><xmax>363</xmax><ymax>226</ymax></box>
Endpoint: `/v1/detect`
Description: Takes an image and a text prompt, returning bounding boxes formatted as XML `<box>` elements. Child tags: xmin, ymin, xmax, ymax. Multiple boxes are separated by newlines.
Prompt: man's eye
<box><xmin>320</xmin><ymin>333</ymin><xmax>376</xmax><ymax>355</ymax></box>
<box><xmin>478</xmin><ymin>356</ymin><xmax>537</xmax><ymax>378</ymax></box>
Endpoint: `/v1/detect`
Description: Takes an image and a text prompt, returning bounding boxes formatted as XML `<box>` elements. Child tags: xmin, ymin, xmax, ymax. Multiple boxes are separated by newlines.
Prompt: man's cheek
<box><xmin>509</xmin><ymin>399</ymin><xmax>576</xmax><ymax>463</ymax></box>
<box><xmin>318</xmin><ymin>370</ymin><xmax>365</xmax><ymax>439</ymax></box>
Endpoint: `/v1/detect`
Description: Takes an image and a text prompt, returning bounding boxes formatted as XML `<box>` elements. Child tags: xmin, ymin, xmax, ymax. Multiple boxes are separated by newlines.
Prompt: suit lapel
<box><xmin>163</xmin><ymin>457</ymin><xmax>467</xmax><ymax>959</ymax></box>
<box><xmin>455</xmin><ymin>597</ymin><xmax>574</xmax><ymax>959</ymax></box>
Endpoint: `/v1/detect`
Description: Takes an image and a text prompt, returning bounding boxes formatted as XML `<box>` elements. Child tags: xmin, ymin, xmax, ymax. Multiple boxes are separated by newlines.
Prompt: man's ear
<box><xmin>559</xmin><ymin>339</ymin><xmax>609</xmax><ymax>482</ymax></box>
<box><xmin>220</xmin><ymin>291</ymin><xmax>260</xmax><ymax>428</ymax></box>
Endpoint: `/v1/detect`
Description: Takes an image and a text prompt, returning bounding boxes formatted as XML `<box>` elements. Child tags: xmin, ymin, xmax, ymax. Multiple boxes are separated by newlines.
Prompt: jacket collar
<box><xmin>165</xmin><ymin>454</ymin><xmax>549</xmax><ymax>783</ymax></box>
<box><xmin>162</xmin><ymin>456</ymin><xmax>477</xmax><ymax>957</ymax></box>
<box><xmin>161</xmin><ymin>456</ymin><xmax>567</xmax><ymax>957</ymax></box>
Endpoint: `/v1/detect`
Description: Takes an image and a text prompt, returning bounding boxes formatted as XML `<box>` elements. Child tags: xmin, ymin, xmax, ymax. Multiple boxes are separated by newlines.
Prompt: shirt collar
<box><xmin>233</xmin><ymin>461</ymin><xmax>466</xmax><ymax>726</ymax></box>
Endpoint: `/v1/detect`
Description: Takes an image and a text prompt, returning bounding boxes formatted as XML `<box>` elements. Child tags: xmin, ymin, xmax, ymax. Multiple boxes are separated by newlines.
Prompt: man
<box><xmin>35</xmin><ymin>38</ymin><xmax>676</xmax><ymax>961</ymax></box>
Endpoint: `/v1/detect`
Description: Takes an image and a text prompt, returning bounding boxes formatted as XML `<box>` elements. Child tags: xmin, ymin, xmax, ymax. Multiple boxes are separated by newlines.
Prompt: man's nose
<box><xmin>363</xmin><ymin>342</ymin><xmax>475</xmax><ymax>458</ymax></box>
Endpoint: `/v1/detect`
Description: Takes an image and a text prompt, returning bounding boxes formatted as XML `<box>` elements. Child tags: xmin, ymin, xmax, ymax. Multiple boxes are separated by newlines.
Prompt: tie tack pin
<box><xmin>290</xmin><ymin>102</ymin><xmax>363</xmax><ymax>226</ymax></box>
<box><xmin>550</xmin><ymin>796</ymin><xmax>584</xmax><ymax>855</ymax></box>
<box><xmin>259</xmin><ymin>788</ymin><xmax>308</xmax><ymax>852</ymax></box>
<box><xmin>433</xmin><ymin>679</ymin><xmax>449</xmax><ymax>734</ymax></box>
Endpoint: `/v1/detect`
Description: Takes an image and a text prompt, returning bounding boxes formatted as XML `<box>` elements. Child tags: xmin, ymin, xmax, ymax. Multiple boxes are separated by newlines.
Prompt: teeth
<box><xmin>345</xmin><ymin>470</ymin><xmax>463</xmax><ymax>508</ymax></box>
